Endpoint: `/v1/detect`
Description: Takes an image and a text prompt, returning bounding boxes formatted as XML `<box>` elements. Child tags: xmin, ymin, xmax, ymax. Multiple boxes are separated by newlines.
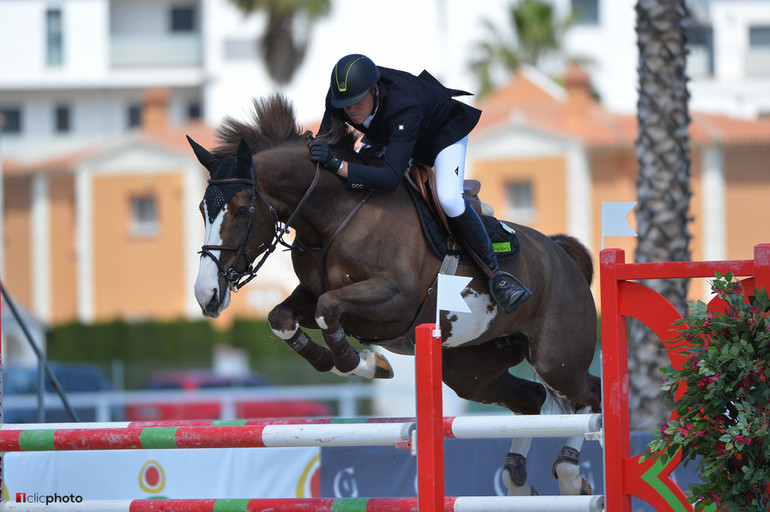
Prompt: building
<box><xmin>554</xmin><ymin>0</ymin><xmax>770</xmax><ymax>118</ymax></box>
<box><xmin>2</xmin><ymin>0</ymin><xmax>770</xmax><ymax>326</ymax></box>
<box><xmin>2</xmin><ymin>89</ymin><xmax>297</xmax><ymax>326</ymax></box>
<box><xmin>470</xmin><ymin>65</ymin><xmax>770</xmax><ymax>300</ymax></box>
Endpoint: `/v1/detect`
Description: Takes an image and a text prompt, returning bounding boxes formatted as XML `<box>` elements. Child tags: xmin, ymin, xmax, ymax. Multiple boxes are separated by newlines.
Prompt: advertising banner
<box><xmin>4</xmin><ymin>447</ymin><xmax>319</xmax><ymax>501</ymax></box>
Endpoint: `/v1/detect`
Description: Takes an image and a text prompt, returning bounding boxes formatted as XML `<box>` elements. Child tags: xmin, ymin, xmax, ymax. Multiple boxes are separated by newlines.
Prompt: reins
<box><xmin>200</xmin><ymin>161</ymin><xmax>370</xmax><ymax>292</ymax></box>
<box><xmin>294</xmin><ymin>187</ymin><xmax>374</xmax><ymax>292</ymax></box>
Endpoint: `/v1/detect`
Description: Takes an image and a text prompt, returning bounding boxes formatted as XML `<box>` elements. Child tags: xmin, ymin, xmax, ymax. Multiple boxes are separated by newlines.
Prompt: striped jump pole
<box><xmin>0</xmin><ymin>414</ymin><xmax>601</xmax><ymax>452</ymax></box>
<box><xmin>0</xmin><ymin>422</ymin><xmax>414</xmax><ymax>451</ymax></box>
<box><xmin>0</xmin><ymin>496</ymin><xmax>605</xmax><ymax>512</ymax></box>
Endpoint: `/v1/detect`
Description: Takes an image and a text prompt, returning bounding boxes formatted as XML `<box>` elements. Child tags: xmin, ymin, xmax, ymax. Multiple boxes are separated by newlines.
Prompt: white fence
<box><xmin>1</xmin><ymin>382</ymin><xmax>421</xmax><ymax>422</ymax></box>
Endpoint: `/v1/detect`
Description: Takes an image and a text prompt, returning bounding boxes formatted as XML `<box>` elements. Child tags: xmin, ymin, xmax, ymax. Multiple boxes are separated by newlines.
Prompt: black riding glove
<box><xmin>309</xmin><ymin>140</ymin><xmax>343</xmax><ymax>172</ymax></box>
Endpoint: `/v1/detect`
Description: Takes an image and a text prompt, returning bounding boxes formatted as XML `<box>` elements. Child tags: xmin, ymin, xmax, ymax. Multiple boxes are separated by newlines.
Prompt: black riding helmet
<box><xmin>330</xmin><ymin>54</ymin><xmax>381</xmax><ymax>108</ymax></box>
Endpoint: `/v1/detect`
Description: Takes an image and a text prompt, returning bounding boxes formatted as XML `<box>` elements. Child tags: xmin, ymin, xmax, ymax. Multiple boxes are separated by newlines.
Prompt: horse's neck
<box><xmin>269</xmin><ymin>171</ymin><xmax>356</xmax><ymax>246</ymax></box>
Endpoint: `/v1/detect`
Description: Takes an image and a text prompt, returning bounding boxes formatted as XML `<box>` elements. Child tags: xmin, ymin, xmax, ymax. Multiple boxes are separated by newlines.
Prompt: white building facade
<box><xmin>2</xmin><ymin>0</ymin><xmax>769</xmax><ymax>160</ymax></box>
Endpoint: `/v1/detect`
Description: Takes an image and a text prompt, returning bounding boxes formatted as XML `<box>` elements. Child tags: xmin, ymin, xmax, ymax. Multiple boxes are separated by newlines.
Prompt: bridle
<box><xmin>199</xmin><ymin>162</ymin><xmax>323</xmax><ymax>292</ymax></box>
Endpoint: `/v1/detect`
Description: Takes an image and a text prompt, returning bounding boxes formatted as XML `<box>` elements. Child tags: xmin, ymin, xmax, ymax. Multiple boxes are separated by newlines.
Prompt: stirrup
<box><xmin>489</xmin><ymin>271</ymin><xmax>532</xmax><ymax>315</ymax></box>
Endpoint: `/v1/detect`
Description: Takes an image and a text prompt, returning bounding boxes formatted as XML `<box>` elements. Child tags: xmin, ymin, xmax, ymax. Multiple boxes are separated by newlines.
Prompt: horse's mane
<box><xmin>212</xmin><ymin>94</ymin><xmax>359</xmax><ymax>158</ymax></box>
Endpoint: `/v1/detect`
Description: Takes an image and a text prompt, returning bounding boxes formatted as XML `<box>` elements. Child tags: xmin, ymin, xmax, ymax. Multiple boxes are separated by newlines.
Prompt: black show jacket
<box><xmin>318</xmin><ymin>67</ymin><xmax>481</xmax><ymax>191</ymax></box>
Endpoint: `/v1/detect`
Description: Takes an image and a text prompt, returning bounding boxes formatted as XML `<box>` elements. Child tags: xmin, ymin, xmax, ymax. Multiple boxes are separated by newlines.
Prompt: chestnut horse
<box><xmin>189</xmin><ymin>95</ymin><xmax>601</xmax><ymax>496</ymax></box>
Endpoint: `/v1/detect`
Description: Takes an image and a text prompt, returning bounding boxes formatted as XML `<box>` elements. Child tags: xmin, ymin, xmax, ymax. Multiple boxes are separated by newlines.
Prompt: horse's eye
<box><xmin>236</xmin><ymin>206</ymin><xmax>249</xmax><ymax>218</ymax></box>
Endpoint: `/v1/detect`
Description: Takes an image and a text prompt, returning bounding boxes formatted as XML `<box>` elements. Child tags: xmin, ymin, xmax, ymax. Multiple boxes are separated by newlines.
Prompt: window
<box><xmin>571</xmin><ymin>0</ymin><xmax>599</xmax><ymax>26</ymax></box>
<box><xmin>687</xmin><ymin>25</ymin><xmax>714</xmax><ymax>78</ymax></box>
<box><xmin>55</xmin><ymin>105</ymin><xmax>71</xmax><ymax>133</ymax></box>
<box><xmin>187</xmin><ymin>101</ymin><xmax>202</xmax><ymax>120</ymax></box>
<box><xmin>128</xmin><ymin>104</ymin><xmax>141</xmax><ymax>129</ymax></box>
<box><xmin>747</xmin><ymin>26</ymin><xmax>770</xmax><ymax>77</ymax></box>
<box><xmin>130</xmin><ymin>195</ymin><xmax>158</xmax><ymax>236</ymax></box>
<box><xmin>46</xmin><ymin>8</ymin><xmax>63</xmax><ymax>66</ymax></box>
<box><xmin>1</xmin><ymin>107</ymin><xmax>22</xmax><ymax>133</ymax></box>
<box><xmin>749</xmin><ymin>26</ymin><xmax>770</xmax><ymax>47</ymax></box>
<box><xmin>505</xmin><ymin>181</ymin><xmax>534</xmax><ymax>221</ymax></box>
<box><xmin>171</xmin><ymin>6</ymin><xmax>195</xmax><ymax>32</ymax></box>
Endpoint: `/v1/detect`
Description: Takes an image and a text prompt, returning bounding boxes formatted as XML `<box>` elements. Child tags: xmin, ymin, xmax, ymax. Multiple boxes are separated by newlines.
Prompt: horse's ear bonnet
<box><xmin>187</xmin><ymin>136</ymin><xmax>255</xmax><ymax>223</ymax></box>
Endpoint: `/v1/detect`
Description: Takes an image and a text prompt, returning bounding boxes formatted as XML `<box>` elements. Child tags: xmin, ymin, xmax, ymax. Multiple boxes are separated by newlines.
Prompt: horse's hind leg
<box><xmin>442</xmin><ymin>341</ymin><xmax>546</xmax><ymax>496</ymax></box>
<box><xmin>549</xmin><ymin>406</ymin><xmax>593</xmax><ymax>496</ymax></box>
<box><xmin>502</xmin><ymin>437</ymin><xmax>538</xmax><ymax>496</ymax></box>
<box><xmin>536</xmin><ymin>357</ymin><xmax>599</xmax><ymax>495</ymax></box>
<box><xmin>442</xmin><ymin>340</ymin><xmax>547</xmax><ymax>414</ymax></box>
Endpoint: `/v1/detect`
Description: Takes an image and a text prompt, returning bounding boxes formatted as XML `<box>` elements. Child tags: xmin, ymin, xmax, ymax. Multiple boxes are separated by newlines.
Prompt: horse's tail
<box><xmin>550</xmin><ymin>234</ymin><xmax>593</xmax><ymax>286</ymax></box>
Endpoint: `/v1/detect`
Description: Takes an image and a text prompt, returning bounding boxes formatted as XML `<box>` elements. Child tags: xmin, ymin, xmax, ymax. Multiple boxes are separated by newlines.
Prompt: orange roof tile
<box><xmin>473</xmin><ymin>68</ymin><xmax>770</xmax><ymax>148</ymax></box>
<box><xmin>2</xmin><ymin>122</ymin><xmax>217</xmax><ymax>176</ymax></box>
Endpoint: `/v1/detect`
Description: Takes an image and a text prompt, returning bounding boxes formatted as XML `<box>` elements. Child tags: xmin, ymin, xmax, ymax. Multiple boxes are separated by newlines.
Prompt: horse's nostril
<box><xmin>205</xmin><ymin>290</ymin><xmax>219</xmax><ymax>311</ymax></box>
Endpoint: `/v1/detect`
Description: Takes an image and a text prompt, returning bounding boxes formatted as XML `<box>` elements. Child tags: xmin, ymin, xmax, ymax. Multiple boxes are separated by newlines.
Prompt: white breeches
<box><xmin>434</xmin><ymin>136</ymin><xmax>468</xmax><ymax>218</ymax></box>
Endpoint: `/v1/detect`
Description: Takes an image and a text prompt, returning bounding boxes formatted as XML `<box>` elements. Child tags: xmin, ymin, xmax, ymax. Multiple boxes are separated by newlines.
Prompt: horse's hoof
<box><xmin>338</xmin><ymin>350</ymin><xmax>394</xmax><ymax>379</ymax></box>
<box><xmin>501</xmin><ymin>453</ymin><xmax>537</xmax><ymax>497</ymax></box>
<box><xmin>368</xmin><ymin>350</ymin><xmax>394</xmax><ymax>379</ymax></box>
<box><xmin>579</xmin><ymin>476</ymin><xmax>593</xmax><ymax>495</ymax></box>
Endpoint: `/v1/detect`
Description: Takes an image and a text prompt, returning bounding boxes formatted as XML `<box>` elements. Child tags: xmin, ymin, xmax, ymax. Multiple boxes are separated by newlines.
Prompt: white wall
<box><xmin>0</xmin><ymin>1</ymin><xmax>48</xmax><ymax>80</ymax></box>
<box><xmin>0</xmin><ymin>0</ymin><xmax>110</xmax><ymax>84</ymax></box>
<box><xmin>203</xmin><ymin>0</ymin><xmax>516</xmax><ymax>126</ymax></box>
<box><xmin>4</xmin><ymin>0</ymin><xmax>770</xmax><ymax>160</ymax></box>
<box><xmin>690</xmin><ymin>0</ymin><xmax>770</xmax><ymax>118</ymax></box>
<box><xmin>560</xmin><ymin>0</ymin><xmax>639</xmax><ymax>114</ymax></box>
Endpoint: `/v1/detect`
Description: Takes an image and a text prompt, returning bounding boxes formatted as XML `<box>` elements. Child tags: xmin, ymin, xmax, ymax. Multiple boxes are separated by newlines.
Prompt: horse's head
<box><xmin>188</xmin><ymin>135</ymin><xmax>277</xmax><ymax>318</ymax></box>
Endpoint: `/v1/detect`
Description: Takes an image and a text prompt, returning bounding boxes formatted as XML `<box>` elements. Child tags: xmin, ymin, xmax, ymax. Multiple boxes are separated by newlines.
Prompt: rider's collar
<box><xmin>362</xmin><ymin>103</ymin><xmax>378</xmax><ymax>129</ymax></box>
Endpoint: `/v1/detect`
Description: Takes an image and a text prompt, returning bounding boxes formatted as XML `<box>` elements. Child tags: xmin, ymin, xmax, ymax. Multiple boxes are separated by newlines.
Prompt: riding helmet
<box><xmin>330</xmin><ymin>54</ymin><xmax>381</xmax><ymax>108</ymax></box>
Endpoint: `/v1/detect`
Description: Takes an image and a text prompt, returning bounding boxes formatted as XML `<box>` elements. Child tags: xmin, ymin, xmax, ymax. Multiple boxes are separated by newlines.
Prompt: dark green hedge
<box><xmin>47</xmin><ymin>318</ymin><xmax>347</xmax><ymax>389</ymax></box>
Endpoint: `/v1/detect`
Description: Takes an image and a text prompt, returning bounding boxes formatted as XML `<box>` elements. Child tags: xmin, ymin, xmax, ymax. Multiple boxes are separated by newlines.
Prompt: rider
<box><xmin>310</xmin><ymin>54</ymin><xmax>531</xmax><ymax>314</ymax></box>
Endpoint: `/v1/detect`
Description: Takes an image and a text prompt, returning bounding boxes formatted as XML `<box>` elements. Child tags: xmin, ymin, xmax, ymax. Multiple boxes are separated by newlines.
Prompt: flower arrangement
<box><xmin>645</xmin><ymin>273</ymin><xmax>769</xmax><ymax>512</ymax></box>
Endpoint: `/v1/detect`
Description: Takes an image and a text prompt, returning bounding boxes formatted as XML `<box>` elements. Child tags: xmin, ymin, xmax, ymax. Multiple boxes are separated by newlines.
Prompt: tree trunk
<box><xmin>629</xmin><ymin>0</ymin><xmax>692</xmax><ymax>431</ymax></box>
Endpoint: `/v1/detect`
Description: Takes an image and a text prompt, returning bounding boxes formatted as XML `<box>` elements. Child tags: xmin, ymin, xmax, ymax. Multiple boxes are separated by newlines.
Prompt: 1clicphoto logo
<box><xmin>15</xmin><ymin>492</ymin><xmax>83</xmax><ymax>504</ymax></box>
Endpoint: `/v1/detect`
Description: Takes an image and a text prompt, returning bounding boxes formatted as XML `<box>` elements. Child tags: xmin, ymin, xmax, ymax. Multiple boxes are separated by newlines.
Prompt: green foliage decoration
<box><xmin>645</xmin><ymin>273</ymin><xmax>770</xmax><ymax>511</ymax></box>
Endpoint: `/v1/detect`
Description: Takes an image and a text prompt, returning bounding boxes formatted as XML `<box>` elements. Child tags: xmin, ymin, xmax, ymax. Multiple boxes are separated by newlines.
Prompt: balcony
<box><xmin>111</xmin><ymin>33</ymin><xmax>201</xmax><ymax>68</ymax></box>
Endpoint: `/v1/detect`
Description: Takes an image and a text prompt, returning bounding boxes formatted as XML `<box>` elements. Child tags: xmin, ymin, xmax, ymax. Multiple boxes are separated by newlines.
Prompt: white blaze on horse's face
<box><xmin>194</xmin><ymin>199</ymin><xmax>231</xmax><ymax>317</ymax></box>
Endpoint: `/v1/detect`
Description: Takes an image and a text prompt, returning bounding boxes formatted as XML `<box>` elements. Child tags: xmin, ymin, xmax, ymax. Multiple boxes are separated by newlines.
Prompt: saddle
<box><xmin>405</xmin><ymin>164</ymin><xmax>520</xmax><ymax>265</ymax></box>
<box><xmin>407</xmin><ymin>164</ymin><xmax>485</xmax><ymax>235</ymax></box>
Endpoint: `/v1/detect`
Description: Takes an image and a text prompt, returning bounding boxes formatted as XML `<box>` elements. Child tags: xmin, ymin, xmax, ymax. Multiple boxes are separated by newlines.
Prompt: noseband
<box><xmin>199</xmin><ymin>163</ymin><xmax>323</xmax><ymax>291</ymax></box>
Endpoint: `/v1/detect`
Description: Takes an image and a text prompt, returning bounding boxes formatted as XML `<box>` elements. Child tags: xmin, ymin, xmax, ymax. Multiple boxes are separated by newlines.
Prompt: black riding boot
<box><xmin>448</xmin><ymin>206</ymin><xmax>531</xmax><ymax>314</ymax></box>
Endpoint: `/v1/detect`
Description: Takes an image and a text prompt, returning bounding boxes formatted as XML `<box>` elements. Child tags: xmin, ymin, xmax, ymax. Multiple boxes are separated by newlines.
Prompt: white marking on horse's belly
<box><xmin>442</xmin><ymin>291</ymin><xmax>497</xmax><ymax>347</ymax></box>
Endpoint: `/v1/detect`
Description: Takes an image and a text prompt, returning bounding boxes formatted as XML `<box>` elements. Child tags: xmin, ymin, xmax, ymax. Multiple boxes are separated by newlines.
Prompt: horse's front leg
<box><xmin>315</xmin><ymin>274</ymin><xmax>406</xmax><ymax>379</ymax></box>
<box><xmin>267</xmin><ymin>284</ymin><xmax>334</xmax><ymax>373</ymax></box>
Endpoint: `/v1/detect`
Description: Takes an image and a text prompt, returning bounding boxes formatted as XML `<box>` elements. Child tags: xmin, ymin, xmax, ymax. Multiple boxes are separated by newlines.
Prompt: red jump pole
<box><xmin>415</xmin><ymin>323</ymin><xmax>444</xmax><ymax>512</ymax></box>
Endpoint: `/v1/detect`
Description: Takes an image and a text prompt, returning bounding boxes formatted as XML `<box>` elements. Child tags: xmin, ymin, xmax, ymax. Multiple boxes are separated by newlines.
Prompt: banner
<box><xmin>4</xmin><ymin>447</ymin><xmax>319</xmax><ymax>500</ymax></box>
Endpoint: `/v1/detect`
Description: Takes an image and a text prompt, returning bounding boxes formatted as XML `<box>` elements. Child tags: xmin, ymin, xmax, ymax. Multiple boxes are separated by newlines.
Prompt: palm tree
<box><xmin>628</xmin><ymin>0</ymin><xmax>692</xmax><ymax>431</ymax></box>
<box><xmin>469</xmin><ymin>0</ymin><xmax>572</xmax><ymax>96</ymax></box>
<box><xmin>227</xmin><ymin>0</ymin><xmax>331</xmax><ymax>85</ymax></box>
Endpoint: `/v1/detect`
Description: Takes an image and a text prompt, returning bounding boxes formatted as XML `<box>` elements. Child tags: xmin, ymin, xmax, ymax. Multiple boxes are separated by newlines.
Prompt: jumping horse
<box><xmin>189</xmin><ymin>95</ymin><xmax>601</xmax><ymax>496</ymax></box>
